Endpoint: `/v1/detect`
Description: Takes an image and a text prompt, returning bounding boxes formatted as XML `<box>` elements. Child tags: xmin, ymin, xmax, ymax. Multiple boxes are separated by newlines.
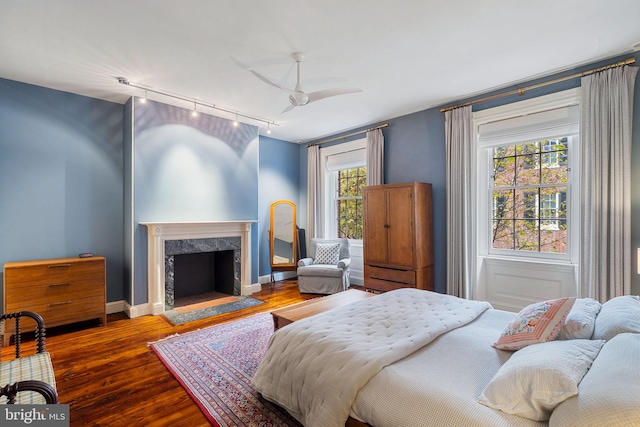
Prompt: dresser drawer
<box><xmin>5</xmin><ymin>278</ymin><xmax>105</xmax><ymax>308</ymax></box>
<box><xmin>3</xmin><ymin>295</ymin><xmax>106</xmax><ymax>334</ymax></box>
<box><xmin>4</xmin><ymin>258</ymin><xmax>105</xmax><ymax>288</ymax></box>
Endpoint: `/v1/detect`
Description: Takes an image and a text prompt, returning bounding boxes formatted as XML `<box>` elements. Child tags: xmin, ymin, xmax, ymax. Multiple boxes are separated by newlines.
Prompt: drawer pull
<box><xmin>48</xmin><ymin>282</ymin><xmax>71</xmax><ymax>287</ymax></box>
<box><xmin>48</xmin><ymin>264</ymin><xmax>72</xmax><ymax>268</ymax></box>
<box><xmin>48</xmin><ymin>301</ymin><xmax>72</xmax><ymax>307</ymax></box>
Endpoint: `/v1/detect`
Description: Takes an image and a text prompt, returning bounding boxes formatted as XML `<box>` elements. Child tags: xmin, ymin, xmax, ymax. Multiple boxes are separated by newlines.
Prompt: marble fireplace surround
<box><xmin>140</xmin><ymin>221</ymin><xmax>257</xmax><ymax>315</ymax></box>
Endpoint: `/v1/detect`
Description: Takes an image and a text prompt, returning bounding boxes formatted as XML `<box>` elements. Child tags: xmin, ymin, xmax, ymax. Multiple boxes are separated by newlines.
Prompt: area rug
<box><xmin>150</xmin><ymin>312</ymin><xmax>301</xmax><ymax>427</ymax></box>
<box><xmin>161</xmin><ymin>296</ymin><xmax>264</xmax><ymax>326</ymax></box>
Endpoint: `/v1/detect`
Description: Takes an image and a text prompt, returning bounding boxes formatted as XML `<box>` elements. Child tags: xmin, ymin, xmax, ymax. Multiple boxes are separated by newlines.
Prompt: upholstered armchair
<box><xmin>297</xmin><ymin>238</ymin><xmax>351</xmax><ymax>294</ymax></box>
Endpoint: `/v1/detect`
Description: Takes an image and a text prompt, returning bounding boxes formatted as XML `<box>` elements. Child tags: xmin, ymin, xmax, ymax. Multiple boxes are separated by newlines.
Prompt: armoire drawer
<box><xmin>365</xmin><ymin>265</ymin><xmax>417</xmax><ymax>285</ymax></box>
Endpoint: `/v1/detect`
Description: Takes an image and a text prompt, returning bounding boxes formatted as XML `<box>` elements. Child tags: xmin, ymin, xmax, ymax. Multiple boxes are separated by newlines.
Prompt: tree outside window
<box><xmin>336</xmin><ymin>166</ymin><xmax>366</xmax><ymax>239</ymax></box>
<box><xmin>491</xmin><ymin>137</ymin><xmax>568</xmax><ymax>254</ymax></box>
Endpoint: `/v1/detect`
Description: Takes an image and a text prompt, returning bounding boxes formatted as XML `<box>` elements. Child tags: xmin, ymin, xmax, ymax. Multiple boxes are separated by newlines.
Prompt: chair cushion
<box><xmin>310</xmin><ymin>238</ymin><xmax>350</xmax><ymax>260</ymax></box>
<box><xmin>297</xmin><ymin>264</ymin><xmax>344</xmax><ymax>278</ymax></box>
<box><xmin>0</xmin><ymin>352</ymin><xmax>57</xmax><ymax>404</ymax></box>
<box><xmin>314</xmin><ymin>242</ymin><xmax>341</xmax><ymax>265</ymax></box>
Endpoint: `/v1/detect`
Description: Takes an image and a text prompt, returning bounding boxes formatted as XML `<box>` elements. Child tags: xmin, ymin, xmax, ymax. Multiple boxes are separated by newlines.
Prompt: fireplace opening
<box><xmin>173</xmin><ymin>250</ymin><xmax>235</xmax><ymax>308</ymax></box>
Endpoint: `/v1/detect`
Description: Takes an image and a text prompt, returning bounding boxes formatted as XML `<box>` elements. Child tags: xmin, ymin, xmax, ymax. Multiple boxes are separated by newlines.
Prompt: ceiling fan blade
<box><xmin>281</xmin><ymin>104</ymin><xmax>296</xmax><ymax>114</ymax></box>
<box><xmin>249</xmin><ymin>69</ymin><xmax>296</xmax><ymax>95</ymax></box>
<box><xmin>307</xmin><ymin>87</ymin><xmax>362</xmax><ymax>104</ymax></box>
<box><xmin>230</xmin><ymin>55</ymin><xmax>295</xmax><ymax>95</ymax></box>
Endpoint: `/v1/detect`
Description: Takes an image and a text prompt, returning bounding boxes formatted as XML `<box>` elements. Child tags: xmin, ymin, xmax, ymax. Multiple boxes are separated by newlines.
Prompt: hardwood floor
<box><xmin>1</xmin><ymin>280</ymin><xmax>319</xmax><ymax>427</ymax></box>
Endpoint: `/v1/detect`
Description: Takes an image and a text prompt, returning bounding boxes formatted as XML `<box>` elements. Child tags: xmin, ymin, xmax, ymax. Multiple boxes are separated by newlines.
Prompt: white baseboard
<box><xmin>106</xmin><ymin>300</ymin><xmax>126</xmax><ymax>315</ymax></box>
<box><xmin>259</xmin><ymin>271</ymin><xmax>297</xmax><ymax>284</ymax></box>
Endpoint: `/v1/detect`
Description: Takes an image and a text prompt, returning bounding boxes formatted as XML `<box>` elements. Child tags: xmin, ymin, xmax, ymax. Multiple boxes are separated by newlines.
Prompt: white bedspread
<box><xmin>251</xmin><ymin>288</ymin><xmax>492</xmax><ymax>427</ymax></box>
<box><xmin>351</xmin><ymin>309</ymin><xmax>548</xmax><ymax>427</ymax></box>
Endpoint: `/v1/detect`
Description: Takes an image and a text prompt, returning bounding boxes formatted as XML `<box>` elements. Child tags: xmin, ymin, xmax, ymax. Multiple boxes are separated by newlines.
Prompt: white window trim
<box><xmin>320</xmin><ymin>138</ymin><xmax>367</xmax><ymax>240</ymax></box>
<box><xmin>474</xmin><ymin>88</ymin><xmax>580</xmax><ymax>265</ymax></box>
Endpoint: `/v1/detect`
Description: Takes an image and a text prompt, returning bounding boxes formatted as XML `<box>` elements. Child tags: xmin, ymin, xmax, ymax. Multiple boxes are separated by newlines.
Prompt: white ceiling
<box><xmin>1</xmin><ymin>1</ymin><xmax>640</xmax><ymax>143</ymax></box>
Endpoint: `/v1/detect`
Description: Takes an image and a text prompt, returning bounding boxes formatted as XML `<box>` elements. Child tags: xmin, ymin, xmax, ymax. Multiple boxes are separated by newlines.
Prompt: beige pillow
<box><xmin>480</xmin><ymin>339</ymin><xmax>604</xmax><ymax>421</ymax></box>
<box><xmin>592</xmin><ymin>295</ymin><xmax>640</xmax><ymax>340</ymax></box>
<box><xmin>557</xmin><ymin>298</ymin><xmax>601</xmax><ymax>340</ymax></box>
<box><xmin>549</xmin><ymin>333</ymin><xmax>640</xmax><ymax>427</ymax></box>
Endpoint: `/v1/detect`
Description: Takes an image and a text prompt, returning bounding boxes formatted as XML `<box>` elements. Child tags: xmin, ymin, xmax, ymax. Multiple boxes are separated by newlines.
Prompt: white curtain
<box><xmin>580</xmin><ymin>65</ymin><xmax>638</xmax><ymax>301</ymax></box>
<box><xmin>307</xmin><ymin>145</ymin><xmax>322</xmax><ymax>240</ymax></box>
<box><xmin>366</xmin><ymin>128</ymin><xmax>384</xmax><ymax>185</ymax></box>
<box><xmin>445</xmin><ymin>106</ymin><xmax>473</xmax><ymax>298</ymax></box>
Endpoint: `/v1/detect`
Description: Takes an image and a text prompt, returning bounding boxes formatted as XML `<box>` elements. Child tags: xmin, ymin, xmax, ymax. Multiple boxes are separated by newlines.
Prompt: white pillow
<box><xmin>493</xmin><ymin>298</ymin><xmax>575</xmax><ymax>351</ymax></box>
<box><xmin>314</xmin><ymin>242</ymin><xmax>341</xmax><ymax>265</ymax></box>
<box><xmin>557</xmin><ymin>298</ymin><xmax>601</xmax><ymax>340</ymax></box>
<box><xmin>592</xmin><ymin>295</ymin><xmax>640</xmax><ymax>340</ymax></box>
<box><xmin>479</xmin><ymin>339</ymin><xmax>605</xmax><ymax>421</ymax></box>
<box><xmin>550</xmin><ymin>333</ymin><xmax>640</xmax><ymax>427</ymax></box>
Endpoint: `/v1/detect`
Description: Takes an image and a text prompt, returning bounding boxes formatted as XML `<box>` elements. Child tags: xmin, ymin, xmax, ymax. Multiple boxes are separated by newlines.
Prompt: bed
<box><xmin>252</xmin><ymin>288</ymin><xmax>640</xmax><ymax>427</ymax></box>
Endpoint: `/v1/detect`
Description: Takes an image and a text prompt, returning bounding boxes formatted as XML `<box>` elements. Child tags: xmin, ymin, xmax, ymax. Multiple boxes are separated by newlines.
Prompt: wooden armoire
<box><xmin>363</xmin><ymin>182</ymin><xmax>434</xmax><ymax>292</ymax></box>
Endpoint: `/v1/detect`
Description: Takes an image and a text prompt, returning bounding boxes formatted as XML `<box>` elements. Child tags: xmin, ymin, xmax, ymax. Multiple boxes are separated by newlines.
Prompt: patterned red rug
<box><xmin>150</xmin><ymin>313</ymin><xmax>301</xmax><ymax>427</ymax></box>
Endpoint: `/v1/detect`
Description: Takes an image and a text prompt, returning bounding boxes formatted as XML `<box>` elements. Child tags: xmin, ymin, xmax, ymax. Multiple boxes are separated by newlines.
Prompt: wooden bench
<box><xmin>0</xmin><ymin>311</ymin><xmax>59</xmax><ymax>404</ymax></box>
<box><xmin>271</xmin><ymin>289</ymin><xmax>376</xmax><ymax>330</ymax></box>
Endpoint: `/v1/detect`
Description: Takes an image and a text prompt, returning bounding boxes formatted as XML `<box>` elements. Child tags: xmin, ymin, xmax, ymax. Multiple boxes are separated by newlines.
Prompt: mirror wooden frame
<box><xmin>269</xmin><ymin>200</ymin><xmax>297</xmax><ymax>282</ymax></box>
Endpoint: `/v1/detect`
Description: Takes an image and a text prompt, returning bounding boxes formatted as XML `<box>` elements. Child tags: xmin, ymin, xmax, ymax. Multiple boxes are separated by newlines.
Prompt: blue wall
<box><xmin>131</xmin><ymin>99</ymin><xmax>260</xmax><ymax>305</ymax></box>
<box><xmin>0</xmin><ymin>78</ymin><xmax>125</xmax><ymax>302</ymax></box>
<box><xmin>258</xmin><ymin>136</ymin><xmax>301</xmax><ymax>278</ymax></box>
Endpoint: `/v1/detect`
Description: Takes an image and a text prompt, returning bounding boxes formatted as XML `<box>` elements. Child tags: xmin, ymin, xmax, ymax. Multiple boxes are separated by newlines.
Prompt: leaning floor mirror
<box><xmin>269</xmin><ymin>200</ymin><xmax>297</xmax><ymax>282</ymax></box>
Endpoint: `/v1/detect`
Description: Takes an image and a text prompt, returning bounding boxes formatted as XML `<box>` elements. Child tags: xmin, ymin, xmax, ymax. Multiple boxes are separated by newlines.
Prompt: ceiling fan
<box><xmin>238</xmin><ymin>52</ymin><xmax>362</xmax><ymax>113</ymax></box>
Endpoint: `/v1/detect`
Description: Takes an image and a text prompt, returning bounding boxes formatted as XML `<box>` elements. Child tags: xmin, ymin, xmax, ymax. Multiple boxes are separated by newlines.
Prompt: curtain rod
<box><xmin>306</xmin><ymin>123</ymin><xmax>389</xmax><ymax>148</ymax></box>
<box><xmin>440</xmin><ymin>57</ymin><xmax>636</xmax><ymax>113</ymax></box>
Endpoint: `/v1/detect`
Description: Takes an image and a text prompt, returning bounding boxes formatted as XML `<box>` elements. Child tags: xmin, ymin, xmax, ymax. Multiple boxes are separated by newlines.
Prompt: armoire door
<box><xmin>363</xmin><ymin>187</ymin><xmax>389</xmax><ymax>265</ymax></box>
<box><xmin>386</xmin><ymin>185</ymin><xmax>415</xmax><ymax>269</ymax></box>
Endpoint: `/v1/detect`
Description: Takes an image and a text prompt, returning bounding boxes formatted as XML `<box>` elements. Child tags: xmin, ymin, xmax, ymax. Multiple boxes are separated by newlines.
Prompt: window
<box><xmin>476</xmin><ymin>88</ymin><xmax>580</xmax><ymax>261</ymax></box>
<box><xmin>335</xmin><ymin>167</ymin><xmax>366</xmax><ymax>239</ymax></box>
<box><xmin>491</xmin><ymin>137</ymin><xmax>569</xmax><ymax>254</ymax></box>
<box><xmin>490</xmin><ymin>138</ymin><xmax>570</xmax><ymax>254</ymax></box>
<box><xmin>321</xmin><ymin>138</ymin><xmax>367</xmax><ymax>240</ymax></box>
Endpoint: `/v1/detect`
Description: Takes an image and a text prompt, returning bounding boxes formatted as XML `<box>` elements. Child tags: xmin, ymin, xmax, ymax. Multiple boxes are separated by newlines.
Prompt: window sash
<box><xmin>487</xmin><ymin>134</ymin><xmax>574</xmax><ymax>260</ymax></box>
<box><xmin>321</xmin><ymin>138</ymin><xmax>367</xmax><ymax>240</ymax></box>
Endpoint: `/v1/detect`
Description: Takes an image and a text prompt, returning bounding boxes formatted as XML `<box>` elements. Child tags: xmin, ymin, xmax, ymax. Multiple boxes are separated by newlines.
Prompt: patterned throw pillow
<box><xmin>314</xmin><ymin>242</ymin><xmax>341</xmax><ymax>265</ymax></box>
<box><xmin>493</xmin><ymin>297</ymin><xmax>575</xmax><ymax>351</ymax></box>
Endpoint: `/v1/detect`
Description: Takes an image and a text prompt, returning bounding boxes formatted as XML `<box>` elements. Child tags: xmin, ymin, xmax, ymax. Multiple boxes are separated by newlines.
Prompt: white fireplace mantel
<box><xmin>140</xmin><ymin>221</ymin><xmax>258</xmax><ymax>315</ymax></box>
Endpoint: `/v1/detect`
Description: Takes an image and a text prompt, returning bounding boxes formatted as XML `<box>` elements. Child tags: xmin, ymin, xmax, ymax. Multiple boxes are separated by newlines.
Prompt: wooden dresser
<box><xmin>363</xmin><ymin>182</ymin><xmax>434</xmax><ymax>292</ymax></box>
<box><xmin>3</xmin><ymin>256</ymin><xmax>106</xmax><ymax>345</ymax></box>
